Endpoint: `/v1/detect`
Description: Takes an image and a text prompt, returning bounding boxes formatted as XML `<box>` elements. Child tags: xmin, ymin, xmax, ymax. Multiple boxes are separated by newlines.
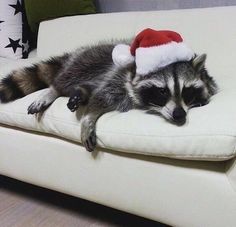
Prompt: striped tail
<box><xmin>0</xmin><ymin>55</ymin><xmax>68</xmax><ymax>103</ymax></box>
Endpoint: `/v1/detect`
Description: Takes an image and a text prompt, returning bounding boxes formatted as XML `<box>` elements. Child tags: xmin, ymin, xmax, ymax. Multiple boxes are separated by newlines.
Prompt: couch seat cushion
<box><xmin>0</xmin><ymin>57</ymin><xmax>236</xmax><ymax>161</ymax></box>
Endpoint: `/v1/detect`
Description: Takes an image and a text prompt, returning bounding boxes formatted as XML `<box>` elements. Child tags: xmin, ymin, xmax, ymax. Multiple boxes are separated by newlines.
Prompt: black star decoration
<box><xmin>5</xmin><ymin>38</ymin><xmax>22</xmax><ymax>53</ymax></box>
<box><xmin>9</xmin><ymin>0</ymin><xmax>23</xmax><ymax>15</ymax></box>
<box><xmin>0</xmin><ymin>20</ymin><xmax>4</xmax><ymax>31</ymax></box>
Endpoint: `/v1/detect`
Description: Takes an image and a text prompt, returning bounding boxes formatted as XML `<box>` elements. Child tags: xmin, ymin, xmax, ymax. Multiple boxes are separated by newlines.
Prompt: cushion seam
<box><xmin>0</xmin><ymin>120</ymin><xmax>234</xmax><ymax>160</ymax></box>
<box><xmin>109</xmin><ymin>148</ymin><xmax>235</xmax><ymax>159</ymax></box>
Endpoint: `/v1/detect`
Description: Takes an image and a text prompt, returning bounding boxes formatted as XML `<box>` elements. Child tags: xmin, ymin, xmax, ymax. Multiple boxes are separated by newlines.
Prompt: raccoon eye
<box><xmin>182</xmin><ymin>86</ymin><xmax>206</xmax><ymax>107</ymax></box>
<box><xmin>140</xmin><ymin>86</ymin><xmax>170</xmax><ymax>107</ymax></box>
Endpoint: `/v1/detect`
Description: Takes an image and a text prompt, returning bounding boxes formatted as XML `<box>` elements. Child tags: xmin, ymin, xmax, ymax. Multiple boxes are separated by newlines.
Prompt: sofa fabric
<box><xmin>1</xmin><ymin>124</ymin><xmax>235</xmax><ymax>227</ymax></box>
<box><xmin>0</xmin><ymin>81</ymin><xmax>235</xmax><ymax>161</ymax></box>
<box><xmin>0</xmin><ymin>7</ymin><xmax>236</xmax><ymax>161</ymax></box>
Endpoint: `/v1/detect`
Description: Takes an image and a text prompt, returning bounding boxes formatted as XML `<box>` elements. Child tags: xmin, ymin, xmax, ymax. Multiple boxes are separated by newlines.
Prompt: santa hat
<box><xmin>112</xmin><ymin>28</ymin><xmax>195</xmax><ymax>75</ymax></box>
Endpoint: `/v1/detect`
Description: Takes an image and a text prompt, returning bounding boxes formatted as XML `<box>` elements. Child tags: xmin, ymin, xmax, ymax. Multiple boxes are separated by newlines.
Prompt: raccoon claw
<box><xmin>81</xmin><ymin>127</ymin><xmax>97</xmax><ymax>152</ymax></box>
<box><xmin>27</xmin><ymin>101</ymin><xmax>49</xmax><ymax>114</ymax></box>
<box><xmin>86</xmin><ymin>130</ymin><xmax>97</xmax><ymax>152</ymax></box>
<box><xmin>67</xmin><ymin>96</ymin><xmax>81</xmax><ymax>112</ymax></box>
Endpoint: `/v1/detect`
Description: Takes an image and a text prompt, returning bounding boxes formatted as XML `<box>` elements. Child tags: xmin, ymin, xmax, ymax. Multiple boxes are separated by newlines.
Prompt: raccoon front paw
<box><xmin>67</xmin><ymin>95</ymin><xmax>82</xmax><ymax>112</ymax></box>
<box><xmin>81</xmin><ymin>125</ymin><xmax>97</xmax><ymax>152</ymax></box>
<box><xmin>28</xmin><ymin>100</ymin><xmax>49</xmax><ymax>114</ymax></box>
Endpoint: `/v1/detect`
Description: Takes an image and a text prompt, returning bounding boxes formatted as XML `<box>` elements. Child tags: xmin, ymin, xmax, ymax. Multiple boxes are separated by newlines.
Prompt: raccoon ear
<box><xmin>192</xmin><ymin>54</ymin><xmax>207</xmax><ymax>72</ymax></box>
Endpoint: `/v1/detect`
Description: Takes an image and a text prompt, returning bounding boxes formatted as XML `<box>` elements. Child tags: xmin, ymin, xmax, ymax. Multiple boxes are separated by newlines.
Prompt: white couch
<box><xmin>1</xmin><ymin>6</ymin><xmax>236</xmax><ymax>227</ymax></box>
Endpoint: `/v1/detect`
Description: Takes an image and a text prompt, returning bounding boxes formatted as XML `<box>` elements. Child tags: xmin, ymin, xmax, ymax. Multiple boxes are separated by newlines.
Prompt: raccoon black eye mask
<box><xmin>0</xmin><ymin>28</ymin><xmax>218</xmax><ymax>152</ymax></box>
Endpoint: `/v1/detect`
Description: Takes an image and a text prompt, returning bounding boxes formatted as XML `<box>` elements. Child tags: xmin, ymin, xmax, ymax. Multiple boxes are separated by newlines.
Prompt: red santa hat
<box><xmin>112</xmin><ymin>28</ymin><xmax>195</xmax><ymax>75</ymax></box>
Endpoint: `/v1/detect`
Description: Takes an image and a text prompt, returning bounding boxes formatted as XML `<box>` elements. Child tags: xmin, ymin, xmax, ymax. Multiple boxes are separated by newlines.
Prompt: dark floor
<box><xmin>0</xmin><ymin>175</ymin><xmax>168</xmax><ymax>227</ymax></box>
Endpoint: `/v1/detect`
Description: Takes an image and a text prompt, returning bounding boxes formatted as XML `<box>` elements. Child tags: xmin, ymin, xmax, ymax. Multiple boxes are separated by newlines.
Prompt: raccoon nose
<box><xmin>173</xmin><ymin>107</ymin><xmax>186</xmax><ymax>124</ymax></box>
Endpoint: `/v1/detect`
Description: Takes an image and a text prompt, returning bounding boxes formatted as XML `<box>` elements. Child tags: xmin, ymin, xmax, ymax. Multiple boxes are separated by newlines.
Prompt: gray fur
<box><xmin>0</xmin><ymin>41</ymin><xmax>218</xmax><ymax>152</ymax></box>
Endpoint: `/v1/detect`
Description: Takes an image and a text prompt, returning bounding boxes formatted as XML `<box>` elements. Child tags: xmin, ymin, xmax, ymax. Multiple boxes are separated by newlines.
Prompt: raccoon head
<box><xmin>133</xmin><ymin>54</ymin><xmax>218</xmax><ymax>125</ymax></box>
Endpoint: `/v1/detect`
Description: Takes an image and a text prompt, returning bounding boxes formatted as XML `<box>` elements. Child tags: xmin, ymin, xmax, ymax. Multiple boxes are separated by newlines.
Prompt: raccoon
<box><xmin>0</xmin><ymin>42</ymin><xmax>218</xmax><ymax>152</ymax></box>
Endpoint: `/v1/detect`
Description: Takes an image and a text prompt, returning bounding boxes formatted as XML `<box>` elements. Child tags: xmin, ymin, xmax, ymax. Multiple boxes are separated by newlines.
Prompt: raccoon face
<box><xmin>134</xmin><ymin>54</ymin><xmax>218</xmax><ymax>125</ymax></box>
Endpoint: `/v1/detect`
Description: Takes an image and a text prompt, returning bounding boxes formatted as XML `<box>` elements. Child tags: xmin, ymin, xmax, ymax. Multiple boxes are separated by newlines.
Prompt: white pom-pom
<box><xmin>112</xmin><ymin>44</ymin><xmax>135</xmax><ymax>67</ymax></box>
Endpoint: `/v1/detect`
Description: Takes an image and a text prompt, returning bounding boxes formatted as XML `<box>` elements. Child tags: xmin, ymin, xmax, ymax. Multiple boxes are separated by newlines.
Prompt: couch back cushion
<box><xmin>37</xmin><ymin>6</ymin><xmax>235</xmax><ymax>60</ymax></box>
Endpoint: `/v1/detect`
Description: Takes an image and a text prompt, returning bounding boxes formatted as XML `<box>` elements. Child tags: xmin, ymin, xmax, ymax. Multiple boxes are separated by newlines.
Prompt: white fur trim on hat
<box><xmin>112</xmin><ymin>44</ymin><xmax>135</xmax><ymax>67</ymax></box>
<box><xmin>135</xmin><ymin>42</ymin><xmax>195</xmax><ymax>75</ymax></box>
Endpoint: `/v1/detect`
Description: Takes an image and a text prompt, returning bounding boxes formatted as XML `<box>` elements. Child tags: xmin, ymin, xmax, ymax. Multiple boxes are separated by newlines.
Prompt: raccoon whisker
<box><xmin>149</xmin><ymin>102</ymin><xmax>161</xmax><ymax>108</ymax></box>
<box><xmin>164</xmin><ymin>113</ymin><xmax>175</xmax><ymax>122</ymax></box>
<box><xmin>96</xmin><ymin>136</ymin><xmax>106</xmax><ymax>147</ymax></box>
<box><xmin>163</xmin><ymin>110</ymin><xmax>173</xmax><ymax>118</ymax></box>
<box><xmin>161</xmin><ymin>107</ymin><xmax>174</xmax><ymax>121</ymax></box>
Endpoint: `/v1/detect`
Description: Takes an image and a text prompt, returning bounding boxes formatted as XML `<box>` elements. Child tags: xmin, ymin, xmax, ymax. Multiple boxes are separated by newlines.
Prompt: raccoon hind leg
<box><xmin>28</xmin><ymin>86</ymin><xmax>59</xmax><ymax>114</ymax></box>
<box><xmin>67</xmin><ymin>86</ymin><xmax>90</xmax><ymax>112</ymax></box>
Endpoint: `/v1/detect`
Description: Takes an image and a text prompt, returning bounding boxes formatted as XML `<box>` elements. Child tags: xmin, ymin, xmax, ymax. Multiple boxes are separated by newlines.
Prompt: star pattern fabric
<box><xmin>9</xmin><ymin>0</ymin><xmax>23</xmax><ymax>15</ymax></box>
<box><xmin>22</xmin><ymin>40</ymin><xmax>29</xmax><ymax>53</ymax></box>
<box><xmin>0</xmin><ymin>20</ymin><xmax>4</xmax><ymax>31</ymax></box>
<box><xmin>5</xmin><ymin>38</ymin><xmax>22</xmax><ymax>53</ymax></box>
<box><xmin>22</xmin><ymin>0</ymin><xmax>31</xmax><ymax>58</ymax></box>
<box><xmin>0</xmin><ymin>0</ymin><xmax>31</xmax><ymax>59</ymax></box>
